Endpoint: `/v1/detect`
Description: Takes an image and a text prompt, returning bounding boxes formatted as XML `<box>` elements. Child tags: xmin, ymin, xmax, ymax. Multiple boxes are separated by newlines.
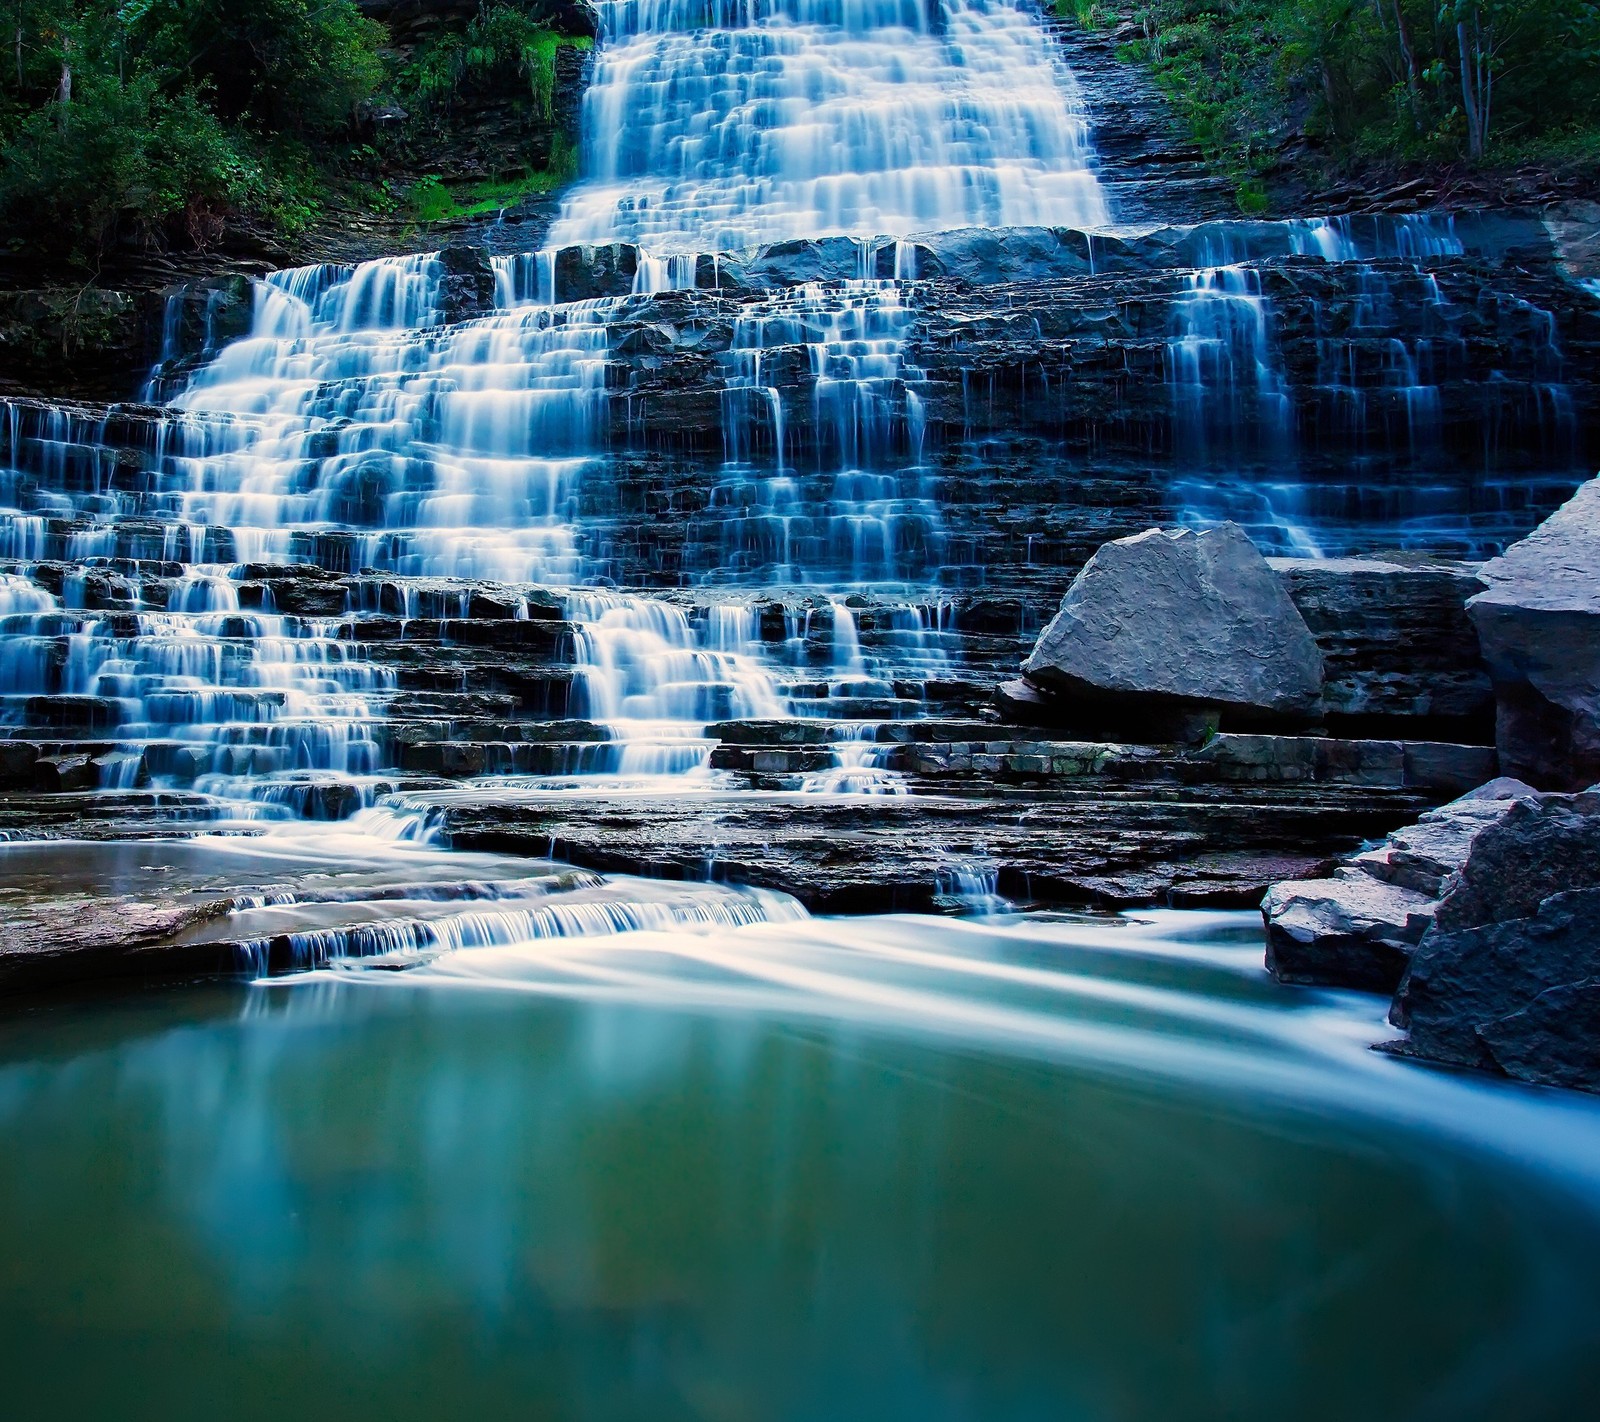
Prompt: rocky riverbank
<box><xmin>1259</xmin><ymin>479</ymin><xmax>1600</xmax><ymax>1091</ymax></box>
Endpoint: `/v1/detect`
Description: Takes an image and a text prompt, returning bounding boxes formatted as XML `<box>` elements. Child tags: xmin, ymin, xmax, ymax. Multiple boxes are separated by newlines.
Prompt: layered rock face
<box><xmin>0</xmin><ymin>210</ymin><xmax>1575</xmax><ymax>948</ymax></box>
<box><xmin>1469</xmin><ymin>478</ymin><xmax>1600</xmax><ymax>789</ymax></box>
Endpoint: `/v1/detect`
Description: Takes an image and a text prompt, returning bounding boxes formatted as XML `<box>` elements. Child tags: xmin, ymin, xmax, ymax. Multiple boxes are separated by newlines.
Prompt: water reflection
<box><xmin>1</xmin><ymin>911</ymin><xmax>1599</xmax><ymax>1418</ymax></box>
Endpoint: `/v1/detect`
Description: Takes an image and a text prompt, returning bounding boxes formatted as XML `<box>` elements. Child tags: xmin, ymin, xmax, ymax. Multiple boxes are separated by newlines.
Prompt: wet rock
<box><xmin>435</xmin><ymin>244</ymin><xmax>498</xmax><ymax>324</ymax></box>
<box><xmin>0</xmin><ymin>895</ymin><xmax>235</xmax><ymax>995</ymax></box>
<box><xmin>1469</xmin><ymin>478</ymin><xmax>1600</xmax><ymax>789</ymax></box>
<box><xmin>1350</xmin><ymin>784</ymin><xmax>1537</xmax><ymax>895</ymax></box>
<box><xmin>433</xmin><ymin>782</ymin><xmax>1426</xmax><ymax>914</ymax></box>
<box><xmin>1262</xmin><ymin>785</ymin><xmax>1530</xmax><ymax>991</ymax></box>
<box><xmin>1391</xmin><ymin>888</ymin><xmax>1600</xmax><ymax>1088</ymax></box>
<box><xmin>551</xmin><ymin>242</ymin><xmax>639</xmax><ymax>301</ymax></box>
<box><xmin>161</xmin><ymin>275</ymin><xmax>254</xmax><ymax>362</ymax></box>
<box><xmin>1477</xmin><ymin>980</ymin><xmax>1600</xmax><ymax>1092</ymax></box>
<box><xmin>1264</xmin><ymin>870</ymin><xmax>1437</xmax><ymax>993</ymax></box>
<box><xmin>1022</xmin><ymin>524</ymin><xmax>1324</xmax><ymax>722</ymax></box>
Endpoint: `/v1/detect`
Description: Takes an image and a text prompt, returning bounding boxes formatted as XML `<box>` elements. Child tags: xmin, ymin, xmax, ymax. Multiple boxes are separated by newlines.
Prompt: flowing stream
<box><xmin>2</xmin><ymin>906</ymin><xmax>1600</xmax><ymax>1416</ymax></box>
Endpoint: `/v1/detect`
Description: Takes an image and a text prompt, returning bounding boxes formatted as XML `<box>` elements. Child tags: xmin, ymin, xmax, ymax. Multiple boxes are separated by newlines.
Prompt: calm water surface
<box><xmin>2</xmin><ymin>909</ymin><xmax>1599</xmax><ymax>1421</ymax></box>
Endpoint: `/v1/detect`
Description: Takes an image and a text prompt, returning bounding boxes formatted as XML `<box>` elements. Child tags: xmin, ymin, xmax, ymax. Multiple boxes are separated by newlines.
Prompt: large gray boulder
<box><xmin>1469</xmin><ymin>478</ymin><xmax>1600</xmax><ymax>789</ymax></box>
<box><xmin>1389</xmin><ymin>793</ymin><xmax>1600</xmax><ymax>1092</ymax></box>
<box><xmin>1023</xmin><ymin>524</ymin><xmax>1324</xmax><ymax>720</ymax></box>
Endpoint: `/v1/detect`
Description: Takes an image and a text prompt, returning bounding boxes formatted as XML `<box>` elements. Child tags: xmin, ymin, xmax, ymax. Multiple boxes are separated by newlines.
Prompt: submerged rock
<box><xmin>1469</xmin><ymin>478</ymin><xmax>1600</xmax><ymax>789</ymax></box>
<box><xmin>1022</xmin><ymin>523</ymin><xmax>1324</xmax><ymax>722</ymax></box>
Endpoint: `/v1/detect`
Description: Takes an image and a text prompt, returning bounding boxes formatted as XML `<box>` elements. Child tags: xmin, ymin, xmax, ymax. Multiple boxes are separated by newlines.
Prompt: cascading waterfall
<box><xmin>1164</xmin><ymin>213</ymin><xmax>1581</xmax><ymax>555</ymax></box>
<box><xmin>0</xmin><ymin>0</ymin><xmax>1590</xmax><ymax>863</ymax></box>
<box><xmin>550</xmin><ymin>0</ymin><xmax>1111</xmax><ymax>253</ymax></box>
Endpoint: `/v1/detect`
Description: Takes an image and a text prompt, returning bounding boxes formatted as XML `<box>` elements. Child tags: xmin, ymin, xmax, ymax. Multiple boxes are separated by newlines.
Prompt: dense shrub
<box><xmin>0</xmin><ymin>1</ymin><xmax>584</xmax><ymax>268</ymax></box>
<box><xmin>396</xmin><ymin>3</ymin><xmax>589</xmax><ymax>122</ymax></box>
<box><xmin>1073</xmin><ymin>1</ymin><xmax>1600</xmax><ymax>200</ymax></box>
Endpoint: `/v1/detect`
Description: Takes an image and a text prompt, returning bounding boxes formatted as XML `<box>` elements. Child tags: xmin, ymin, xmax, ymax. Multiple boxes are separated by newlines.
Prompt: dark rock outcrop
<box><xmin>1429</xmin><ymin>791</ymin><xmax>1600</xmax><ymax>932</ymax></box>
<box><xmin>1262</xmin><ymin>781</ymin><xmax>1536</xmax><ymax>992</ymax></box>
<box><xmin>1469</xmin><ymin>478</ymin><xmax>1600</xmax><ymax>790</ymax></box>
<box><xmin>0</xmin><ymin>895</ymin><xmax>234</xmax><ymax>994</ymax></box>
<box><xmin>1392</xmin><ymin>888</ymin><xmax>1600</xmax><ymax>1089</ymax></box>
<box><xmin>1022</xmin><ymin>524</ymin><xmax>1324</xmax><ymax>723</ymax></box>
<box><xmin>435</xmin><ymin>244</ymin><xmax>500</xmax><ymax>324</ymax></box>
<box><xmin>1386</xmin><ymin>793</ymin><xmax>1600</xmax><ymax>1090</ymax></box>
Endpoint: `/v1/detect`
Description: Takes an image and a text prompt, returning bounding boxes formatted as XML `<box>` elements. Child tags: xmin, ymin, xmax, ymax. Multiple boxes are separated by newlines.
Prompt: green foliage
<box><xmin>397</xmin><ymin>3</ymin><xmax>590</xmax><ymax>121</ymax></box>
<box><xmin>0</xmin><ymin>67</ymin><xmax>262</xmax><ymax>262</ymax></box>
<box><xmin>407</xmin><ymin>134</ymin><xmax>582</xmax><ymax>223</ymax></box>
<box><xmin>1054</xmin><ymin>0</ymin><xmax>1113</xmax><ymax>26</ymax></box>
<box><xmin>1097</xmin><ymin>0</ymin><xmax>1600</xmax><ymax>203</ymax></box>
<box><xmin>0</xmin><ymin>0</ymin><xmax>587</xmax><ymax>268</ymax></box>
<box><xmin>125</xmin><ymin>0</ymin><xmax>385</xmax><ymax>136</ymax></box>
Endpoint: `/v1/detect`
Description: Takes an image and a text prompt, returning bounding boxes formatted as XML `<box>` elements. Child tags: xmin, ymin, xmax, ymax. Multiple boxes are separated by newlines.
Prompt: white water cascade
<box><xmin>550</xmin><ymin>0</ymin><xmax>1111</xmax><ymax>253</ymax></box>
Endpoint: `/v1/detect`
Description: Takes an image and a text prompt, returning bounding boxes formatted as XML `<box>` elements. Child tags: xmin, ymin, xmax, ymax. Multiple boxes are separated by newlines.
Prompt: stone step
<box><xmin>425</xmin><ymin>781</ymin><xmax>1438</xmax><ymax>913</ymax></box>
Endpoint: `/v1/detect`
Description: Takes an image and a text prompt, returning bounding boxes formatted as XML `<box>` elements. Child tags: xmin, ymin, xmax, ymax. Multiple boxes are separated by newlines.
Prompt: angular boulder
<box><xmin>1391</xmin><ymin>889</ymin><xmax>1600</xmax><ymax>1088</ymax></box>
<box><xmin>1023</xmin><ymin>524</ymin><xmax>1323</xmax><ymax>721</ymax></box>
<box><xmin>1469</xmin><ymin>478</ymin><xmax>1600</xmax><ymax>789</ymax></box>
<box><xmin>1263</xmin><ymin>870</ymin><xmax>1437</xmax><ymax>994</ymax></box>
<box><xmin>1388</xmin><ymin>793</ymin><xmax>1600</xmax><ymax>1091</ymax></box>
<box><xmin>1261</xmin><ymin>784</ymin><xmax>1533</xmax><ymax>993</ymax></box>
<box><xmin>1430</xmin><ymin>791</ymin><xmax>1600</xmax><ymax>933</ymax></box>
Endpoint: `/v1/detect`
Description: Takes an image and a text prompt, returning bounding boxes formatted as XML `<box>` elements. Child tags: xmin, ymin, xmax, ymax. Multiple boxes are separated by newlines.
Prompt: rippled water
<box><xmin>2</xmin><ymin>911</ymin><xmax>1599</xmax><ymax>1419</ymax></box>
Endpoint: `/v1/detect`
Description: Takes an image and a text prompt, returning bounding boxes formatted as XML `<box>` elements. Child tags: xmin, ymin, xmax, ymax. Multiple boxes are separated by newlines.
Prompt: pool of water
<box><xmin>1</xmin><ymin>910</ymin><xmax>1599</xmax><ymax>1420</ymax></box>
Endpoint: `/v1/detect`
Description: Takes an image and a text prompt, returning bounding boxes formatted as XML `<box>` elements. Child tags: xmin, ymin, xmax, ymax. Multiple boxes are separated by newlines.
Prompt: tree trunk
<box><xmin>1457</xmin><ymin>19</ymin><xmax>1484</xmax><ymax>160</ymax></box>
<box><xmin>1391</xmin><ymin>0</ymin><xmax>1423</xmax><ymax>127</ymax></box>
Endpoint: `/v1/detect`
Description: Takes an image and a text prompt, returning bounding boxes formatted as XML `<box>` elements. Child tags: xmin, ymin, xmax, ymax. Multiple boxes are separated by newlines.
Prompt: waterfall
<box><xmin>551</xmin><ymin>0</ymin><xmax>1111</xmax><ymax>253</ymax></box>
<box><xmin>0</xmin><ymin>6</ymin><xmax>1588</xmax><ymax>829</ymax></box>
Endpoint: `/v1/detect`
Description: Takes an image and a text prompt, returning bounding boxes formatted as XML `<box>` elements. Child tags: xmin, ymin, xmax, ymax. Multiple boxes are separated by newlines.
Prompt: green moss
<box><xmin>407</xmin><ymin>136</ymin><xmax>580</xmax><ymax>223</ymax></box>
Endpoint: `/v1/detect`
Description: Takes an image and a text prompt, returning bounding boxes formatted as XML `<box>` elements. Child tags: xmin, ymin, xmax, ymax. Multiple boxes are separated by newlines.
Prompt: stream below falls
<box><xmin>2</xmin><ymin>899</ymin><xmax>1600</xmax><ymax>1419</ymax></box>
